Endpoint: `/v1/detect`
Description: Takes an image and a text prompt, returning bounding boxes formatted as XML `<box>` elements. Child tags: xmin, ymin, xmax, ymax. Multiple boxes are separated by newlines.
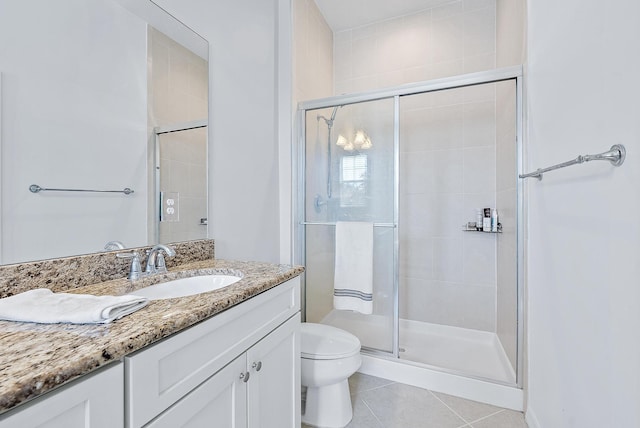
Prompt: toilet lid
<box><xmin>300</xmin><ymin>323</ymin><xmax>361</xmax><ymax>360</ymax></box>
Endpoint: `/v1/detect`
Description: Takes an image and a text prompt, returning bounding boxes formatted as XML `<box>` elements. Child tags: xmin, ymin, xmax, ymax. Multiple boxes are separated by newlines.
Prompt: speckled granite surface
<box><xmin>0</xmin><ymin>239</ymin><xmax>214</xmax><ymax>298</ymax></box>
<box><xmin>0</xmin><ymin>257</ymin><xmax>304</xmax><ymax>414</ymax></box>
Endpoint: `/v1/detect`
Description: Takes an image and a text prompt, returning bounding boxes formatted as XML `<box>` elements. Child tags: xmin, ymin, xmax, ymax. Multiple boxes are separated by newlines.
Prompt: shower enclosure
<box><xmin>296</xmin><ymin>67</ymin><xmax>524</xmax><ymax>392</ymax></box>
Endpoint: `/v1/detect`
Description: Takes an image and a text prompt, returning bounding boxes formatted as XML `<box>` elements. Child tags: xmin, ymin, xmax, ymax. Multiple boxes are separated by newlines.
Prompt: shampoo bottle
<box><xmin>482</xmin><ymin>208</ymin><xmax>491</xmax><ymax>232</ymax></box>
<box><xmin>491</xmin><ymin>209</ymin><xmax>499</xmax><ymax>232</ymax></box>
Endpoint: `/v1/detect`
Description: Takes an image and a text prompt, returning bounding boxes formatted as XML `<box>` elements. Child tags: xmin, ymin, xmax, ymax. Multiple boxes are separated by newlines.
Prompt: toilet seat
<box><xmin>301</xmin><ymin>323</ymin><xmax>361</xmax><ymax>360</ymax></box>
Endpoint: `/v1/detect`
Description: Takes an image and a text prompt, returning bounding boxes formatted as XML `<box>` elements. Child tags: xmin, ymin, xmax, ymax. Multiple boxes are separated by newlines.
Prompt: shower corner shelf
<box><xmin>462</xmin><ymin>224</ymin><xmax>502</xmax><ymax>233</ymax></box>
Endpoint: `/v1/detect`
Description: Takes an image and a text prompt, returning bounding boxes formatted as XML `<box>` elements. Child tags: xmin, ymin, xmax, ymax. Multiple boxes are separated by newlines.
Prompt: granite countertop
<box><xmin>0</xmin><ymin>259</ymin><xmax>304</xmax><ymax>414</ymax></box>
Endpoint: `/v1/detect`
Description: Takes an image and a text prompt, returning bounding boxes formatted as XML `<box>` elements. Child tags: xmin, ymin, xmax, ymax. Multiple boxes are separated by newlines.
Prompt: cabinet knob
<box><xmin>239</xmin><ymin>371</ymin><xmax>250</xmax><ymax>382</ymax></box>
<box><xmin>252</xmin><ymin>361</ymin><xmax>262</xmax><ymax>372</ymax></box>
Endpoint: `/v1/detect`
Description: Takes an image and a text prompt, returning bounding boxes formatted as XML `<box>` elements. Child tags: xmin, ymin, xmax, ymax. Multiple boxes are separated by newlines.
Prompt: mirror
<box><xmin>0</xmin><ymin>0</ymin><xmax>208</xmax><ymax>264</ymax></box>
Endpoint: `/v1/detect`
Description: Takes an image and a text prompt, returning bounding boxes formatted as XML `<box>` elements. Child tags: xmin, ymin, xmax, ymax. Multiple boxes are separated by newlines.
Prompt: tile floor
<box><xmin>302</xmin><ymin>373</ymin><xmax>528</xmax><ymax>428</ymax></box>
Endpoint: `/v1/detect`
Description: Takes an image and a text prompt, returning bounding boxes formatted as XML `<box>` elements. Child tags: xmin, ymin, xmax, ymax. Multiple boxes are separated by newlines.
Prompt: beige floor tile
<box><xmin>471</xmin><ymin>409</ymin><xmax>528</xmax><ymax>428</ymax></box>
<box><xmin>348</xmin><ymin>372</ymin><xmax>395</xmax><ymax>395</ymax></box>
<box><xmin>361</xmin><ymin>383</ymin><xmax>467</xmax><ymax>428</ymax></box>
<box><xmin>346</xmin><ymin>396</ymin><xmax>384</xmax><ymax>428</ymax></box>
<box><xmin>301</xmin><ymin>374</ymin><xmax>526</xmax><ymax>428</ymax></box>
<box><xmin>432</xmin><ymin>391</ymin><xmax>504</xmax><ymax>423</ymax></box>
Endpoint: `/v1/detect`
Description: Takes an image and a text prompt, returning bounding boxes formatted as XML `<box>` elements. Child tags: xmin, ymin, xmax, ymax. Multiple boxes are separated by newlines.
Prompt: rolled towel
<box><xmin>0</xmin><ymin>288</ymin><xmax>149</xmax><ymax>324</ymax></box>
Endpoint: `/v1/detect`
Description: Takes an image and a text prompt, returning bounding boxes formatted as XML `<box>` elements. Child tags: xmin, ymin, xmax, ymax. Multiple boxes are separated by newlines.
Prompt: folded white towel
<box><xmin>333</xmin><ymin>221</ymin><xmax>374</xmax><ymax>314</ymax></box>
<box><xmin>0</xmin><ymin>289</ymin><xmax>149</xmax><ymax>324</ymax></box>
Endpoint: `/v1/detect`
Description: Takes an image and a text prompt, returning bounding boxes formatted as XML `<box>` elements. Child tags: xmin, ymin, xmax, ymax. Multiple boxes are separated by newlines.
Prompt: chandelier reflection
<box><xmin>335</xmin><ymin>130</ymin><xmax>372</xmax><ymax>151</ymax></box>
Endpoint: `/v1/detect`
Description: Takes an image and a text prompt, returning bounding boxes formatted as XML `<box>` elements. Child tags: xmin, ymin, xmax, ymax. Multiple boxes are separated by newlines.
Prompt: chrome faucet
<box><xmin>104</xmin><ymin>240</ymin><xmax>126</xmax><ymax>251</ymax></box>
<box><xmin>145</xmin><ymin>244</ymin><xmax>176</xmax><ymax>275</ymax></box>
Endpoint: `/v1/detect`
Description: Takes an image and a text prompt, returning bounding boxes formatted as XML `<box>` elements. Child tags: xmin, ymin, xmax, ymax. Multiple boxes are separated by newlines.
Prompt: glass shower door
<box><xmin>398</xmin><ymin>80</ymin><xmax>519</xmax><ymax>383</ymax></box>
<box><xmin>302</xmin><ymin>97</ymin><xmax>396</xmax><ymax>354</ymax></box>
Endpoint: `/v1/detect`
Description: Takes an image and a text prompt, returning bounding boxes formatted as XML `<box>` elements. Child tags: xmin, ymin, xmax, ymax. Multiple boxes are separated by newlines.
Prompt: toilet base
<box><xmin>302</xmin><ymin>380</ymin><xmax>353</xmax><ymax>428</ymax></box>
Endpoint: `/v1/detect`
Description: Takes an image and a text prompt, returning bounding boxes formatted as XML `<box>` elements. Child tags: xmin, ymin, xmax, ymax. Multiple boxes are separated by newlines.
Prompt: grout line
<box><xmin>359</xmin><ymin>395</ymin><xmax>385</xmax><ymax>428</ymax></box>
<box><xmin>429</xmin><ymin>389</ymin><xmax>473</xmax><ymax>425</ymax></box>
<box><xmin>350</xmin><ymin>378</ymin><xmax>396</xmax><ymax>394</ymax></box>
<box><xmin>468</xmin><ymin>409</ymin><xmax>506</xmax><ymax>425</ymax></box>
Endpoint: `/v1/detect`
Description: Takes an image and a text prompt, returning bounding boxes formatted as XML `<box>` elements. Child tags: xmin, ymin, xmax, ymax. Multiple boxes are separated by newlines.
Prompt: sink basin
<box><xmin>131</xmin><ymin>274</ymin><xmax>241</xmax><ymax>300</ymax></box>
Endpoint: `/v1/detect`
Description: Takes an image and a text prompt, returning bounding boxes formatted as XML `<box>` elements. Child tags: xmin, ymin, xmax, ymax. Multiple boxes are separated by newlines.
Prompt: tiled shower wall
<box><xmin>294</xmin><ymin>0</ymin><xmax>333</xmax><ymax>103</ymax></box>
<box><xmin>293</xmin><ymin>0</ymin><xmax>334</xmax><ymax>323</ymax></box>
<box><xmin>332</xmin><ymin>1</ymin><xmax>499</xmax><ymax>332</ymax></box>
<box><xmin>333</xmin><ymin>0</ymin><xmax>497</xmax><ymax>95</ymax></box>
<box><xmin>399</xmin><ymin>84</ymin><xmax>498</xmax><ymax>332</ymax></box>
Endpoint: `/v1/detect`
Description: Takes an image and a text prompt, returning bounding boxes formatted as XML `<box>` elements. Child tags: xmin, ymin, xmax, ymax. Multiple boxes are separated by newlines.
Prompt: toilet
<box><xmin>300</xmin><ymin>322</ymin><xmax>362</xmax><ymax>428</ymax></box>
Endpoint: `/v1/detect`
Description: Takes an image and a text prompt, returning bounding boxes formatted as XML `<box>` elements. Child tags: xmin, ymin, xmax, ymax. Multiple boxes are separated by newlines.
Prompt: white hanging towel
<box><xmin>333</xmin><ymin>221</ymin><xmax>374</xmax><ymax>314</ymax></box>
<box><xmin>0</xmin><ymin>288</ymin><xmax>149</xmax><ymax>324</ymax></box>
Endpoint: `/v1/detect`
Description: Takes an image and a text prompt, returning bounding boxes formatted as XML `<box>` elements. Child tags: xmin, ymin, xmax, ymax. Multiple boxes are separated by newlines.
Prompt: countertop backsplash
<box><xmin>0</xmin><ymin>239</ymin><xmax>215</xmax><ymax>298</ymax></box>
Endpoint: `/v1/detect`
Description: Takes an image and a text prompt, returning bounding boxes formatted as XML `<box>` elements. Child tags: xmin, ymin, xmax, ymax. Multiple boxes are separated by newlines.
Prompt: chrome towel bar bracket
<box><xmin>29</xmin><ymin>184</ymin><xmax>134</xmax><ymax>195</ymax></box>
<box><xmin>519</xmin><ymin>144</ymin><xmax>626</xmax><ymax>180</ymax></box>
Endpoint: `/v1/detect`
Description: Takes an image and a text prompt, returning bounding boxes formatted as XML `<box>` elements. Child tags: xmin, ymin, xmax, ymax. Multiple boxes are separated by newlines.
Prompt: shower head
<box><xmin>330</xmin><ymin>105</ymin><xmax>340</xmax><ymax>121</ymax></box>
<box><xmin>316</xmin><ymin>105</ymin><xmax>343</xmax><ymax>201</ymax></box>
<box><xmin>317</xmin><ymin>105</ymin><xmax>342</xmax><ymax>129</ymax></box>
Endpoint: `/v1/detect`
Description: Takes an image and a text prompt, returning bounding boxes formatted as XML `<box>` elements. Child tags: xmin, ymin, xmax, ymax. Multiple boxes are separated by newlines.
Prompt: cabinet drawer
<box><xmin>0</xmin><ymin>362</ymin><xmax>123</xmax><ymax>428</ymax></box>
<box><xmin>125</xmin><ymin>277</ymin><xmax>299</xmax><ymax>428</ymax></box>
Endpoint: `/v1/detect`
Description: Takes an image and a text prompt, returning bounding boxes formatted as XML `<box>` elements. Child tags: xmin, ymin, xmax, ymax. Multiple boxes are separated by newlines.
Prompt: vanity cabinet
<box><xmin>0</xmin><ymin>277</ymin><xmax>300</xmax><ymax>428</ymax></box>
<box><xmin>146</xmin><ymin>314</ymin><xmax>299</xmax><ymax>428</ymax></box>
<box><xmin>0</xmin><ymin>362</ymin><xmax>124</xmax><ymax>428</ymax></box>
<box><xmin>125</xmin><ymin>277</ymin><xmax>300</xmax><ymax>428</ymax></box>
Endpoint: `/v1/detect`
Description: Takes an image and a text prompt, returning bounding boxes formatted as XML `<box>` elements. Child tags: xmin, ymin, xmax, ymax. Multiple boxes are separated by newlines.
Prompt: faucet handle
<box><xmin>155</xmin><ymin>253</ymin><xmax>167</xmax><ymax>274</ymax></box>
<box><xmin>116</xmin><ymin>251</ymin><xmax>143</xmax><ymax>280</ymax></box>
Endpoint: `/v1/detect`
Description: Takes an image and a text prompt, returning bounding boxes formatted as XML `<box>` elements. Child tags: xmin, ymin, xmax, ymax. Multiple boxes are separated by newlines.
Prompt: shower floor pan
<box><xmin>321</xmin><ymin>310</ymin><xmax>515</xmax><ymax>384</ymax></box>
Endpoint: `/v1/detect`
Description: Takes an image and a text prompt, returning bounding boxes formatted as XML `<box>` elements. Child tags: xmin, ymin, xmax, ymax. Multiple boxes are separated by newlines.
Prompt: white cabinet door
<box><xmin>0</xmin><ymin>362</ymin><xmax>123</xmax><ymax>428</ymax></box>
<box><xmin>126</xmin><ymin>277</ymin><xmax>299</xmax><ymax>428</ymax></box>
<box><xmin>145</xmin><ymin>355</ymin><xmax>247</xmax><ymax>428</ymax></box>
<box><xmin>246</xmin><ymin>313</ymin><xmax>300</xmax><ymax>428</ymax></box>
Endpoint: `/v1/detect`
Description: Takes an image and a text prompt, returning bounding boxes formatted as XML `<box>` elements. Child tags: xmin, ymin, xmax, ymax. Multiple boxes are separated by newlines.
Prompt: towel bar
<box><xmin>519</xmin><ymin>144</ymin><xmax>626</xmax><ymax>180</ymax></box>
<box><xmin>301</xmin><ymin>221</ymin><xmax>396</xmax><ymax>228</ymax></box>
<box><xmin>29</xmin><ymin>184</ymin><xmax>134</xmax><ymax>195</ymax></box>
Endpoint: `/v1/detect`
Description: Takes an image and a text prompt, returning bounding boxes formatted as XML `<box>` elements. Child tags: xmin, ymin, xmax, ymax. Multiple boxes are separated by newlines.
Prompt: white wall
<box><xmin>154</xmin><ymin>0</ymin><xmax>284</xmax><ymax>263</ymax></box>
<box><xmin>527</xmin><ymin>0</ymin><xmax>640</xmax><ymax>426</ymax></box>
<box><xmin>0</xmin><ymin>0</ymin><xmax>148</xmax><ymax>263</ymax></box>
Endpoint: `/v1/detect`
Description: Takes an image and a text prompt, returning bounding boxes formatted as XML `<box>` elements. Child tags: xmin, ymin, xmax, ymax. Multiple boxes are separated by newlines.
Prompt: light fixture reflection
<box><xmin>335</xmin><ymin>129</ymin><xmax>372</xmax><ymax>151</ymax></box>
